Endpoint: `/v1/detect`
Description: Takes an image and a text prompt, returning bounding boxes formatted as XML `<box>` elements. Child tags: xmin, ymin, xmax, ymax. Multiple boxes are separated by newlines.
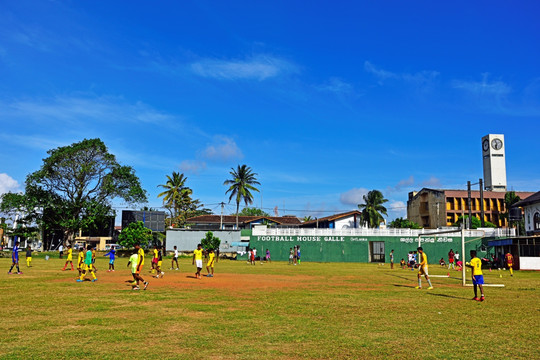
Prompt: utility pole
<box><xmin>479</xmin><ymin>178</ymin><xmax>485</xmax><ymax>227</ymax></box>
<box><xmin>220</xmin><ymin>202</ymin><xmax>225</xmax><ymax>230</ymax></box>
<box><xmin>467</xmin><ymin>181</ymin><xmax>472</xmax><ymax>229</ymax></box>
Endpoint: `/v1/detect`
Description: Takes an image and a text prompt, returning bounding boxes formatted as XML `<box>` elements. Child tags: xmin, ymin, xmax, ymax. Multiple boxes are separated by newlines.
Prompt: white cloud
<box><xmin>388</xmin><ymin>200</ymin><xmax>406</xmax><ymax>211</ymax></box>
<box><xmin>364</xmin><ymin>61</ymin><xmax>397</xmax><ymax>80</ymax></box>
<box><xmin>0</xmin><ymin>96</ymin><xmax>174</xmax><ymax>125</ymax></box>
<box><xmin>385</xmin><ymin>175</ymin><xmax>416</xmax><ymax>194</ymax></box>
<box><xmin>9</xmin><ymin>25</ymin><xmax>52</xmax><ymax>52</ymax></box>
<box><xmin>387</xmin><ymin>200</ymin><xmax>407</xmax><ymax>221</ymax></box>
<box><xmin>396</xmin><ymin>175</ymin><xmax>415</xmax><ymax>190</ymax></box>
<box><xmin>451</xmin><ymin>73</ymin><xmax>511</xmax><ymax>96</ymax></box>
<box><xmin>0</xmin><ymin>133</ymin><xmax>66</xmax><ymax>151</ymax></box>
<box><xmin>201</xmin><ymin>136</ymin><xmax>243</xmax><ymax>162</ymax></box>
<box><xmin>317</xmin><ymin>77</ymin><xmax>354</xmax><ymax>94</ymax></box>
<box><xmin>339</xmin><ymin>187</ymin><xmax>369</xmax><ymax>206</ymax></box>
<box><xmin>190</xmin><ymin>55</ymin><xmax>297</xmax><ymax>81</ymax></box>
<box><xmin>364</xmin><ymin>61</ymin><xmax>439</xmax><ymax>85</ymax></box>
<box><xmin>421</xmin><ymin>176</ymin><xmax>442</xmax><ymax>188</ymax></box>
<box><xmin>179</xmin><ymin>160</ymin><xmax>207</xmax><ymax>174</ymax></box>
<box><xmin>0</xmin><ymin>173</ymin><xmax>21</xmax><ymax>194</ymax></box>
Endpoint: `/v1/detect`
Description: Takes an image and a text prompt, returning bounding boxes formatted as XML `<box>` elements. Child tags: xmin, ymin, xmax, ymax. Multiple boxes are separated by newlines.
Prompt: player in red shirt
<box><xmin>448</xmin><ymin>249</ymin><xmax>455</xmax><ymax>270</ymax></box>
<box><xmin>505</xmin><ymin>252</ymin><xmax>514</xmax><ymax>277</ymax></box>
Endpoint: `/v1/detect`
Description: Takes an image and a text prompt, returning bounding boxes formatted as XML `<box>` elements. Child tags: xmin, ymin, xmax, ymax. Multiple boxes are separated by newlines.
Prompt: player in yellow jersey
<box><xmin>77</xmin><ymin>247</ymin><xmax>85</xmax><ymax>276</ymax></box>
<box><xmin>62</xmin><ymin>245</ymin><xmax>74</xmax><ymax>271</ymax></box>
<box><xmin>192</xmin><ymin>244</ymin><xmax>203</xmax><ymax>279</ymax></box>
<box><xmin>206</xmin><ymin>249</ymin><xmax>216</xmax><ymax>277</ymax></box>
<box><xmin>134</xmin><ymin>243</ymin><xmax>149</xmax><ymax>290</ymax></box>
<box><xmin>415</xmin><ymin>247</ymin><xmax>433</xmax><ymax>290</ymax></box>
<box><xmin>466</xmin><ymin>250</ymin><xmax>485</xmax><ymax>301</ymax></box>
<box><xmin>77</xmin><ymin>245</ymin><xmax>97</xmax><ymax>282</ymax></box>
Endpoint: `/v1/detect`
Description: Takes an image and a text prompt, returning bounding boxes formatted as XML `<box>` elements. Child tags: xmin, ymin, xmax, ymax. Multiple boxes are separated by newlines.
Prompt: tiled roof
<box><xmin>413</xmin><ymin>188</ymin><xmax>534</xmax><ymax>200</ymax></box>
<box><xmin>186</xmin><ymin>215</ymin><xmax>302</xmax><ymax>225</ymax></box>
<box><xmin>301</xmin><ymin>210</ymin><xmax>362</xmax><ymax>226</ymax></box>
<box><xmin>513</xmin><ymin>191</ymin><xmax>540</xmax><ymax>207</ymax></box>
<box><xmin>443</xmin><ymin>189</ymin><xmax>534</xmax><ymax>199</ymax></box>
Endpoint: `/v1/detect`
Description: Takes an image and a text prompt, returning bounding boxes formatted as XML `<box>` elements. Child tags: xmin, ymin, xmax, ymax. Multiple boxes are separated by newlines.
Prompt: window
<box><xmin>534</xmin><ymin>212</ymin><xmax>540</xmax><ymax>231</ymax></box>
<box><xmin>520</xmin><ymin>243</ymin><xmax>540</xmax><ymax>257</ymax></box>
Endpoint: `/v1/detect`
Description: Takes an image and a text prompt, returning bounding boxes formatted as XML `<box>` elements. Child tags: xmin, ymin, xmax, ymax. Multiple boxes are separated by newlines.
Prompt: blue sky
<box><xmin>1</xmin><ymin>1</ymin><xmax>539</xmax><ymax>221</ymax></box>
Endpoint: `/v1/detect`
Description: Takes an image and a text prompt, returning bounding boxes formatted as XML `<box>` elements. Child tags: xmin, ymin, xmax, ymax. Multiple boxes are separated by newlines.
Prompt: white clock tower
<box><xmin>482</xmin><ymin>134</ymin><xmax>507</xmax><ymax>192</ymax></box>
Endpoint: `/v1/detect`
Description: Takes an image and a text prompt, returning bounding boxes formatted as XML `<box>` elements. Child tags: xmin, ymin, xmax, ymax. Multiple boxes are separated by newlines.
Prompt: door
<box><xmin>370</xmin><ymin>241</ymin><xmax>385</xmax><ymax>262</ymax></box>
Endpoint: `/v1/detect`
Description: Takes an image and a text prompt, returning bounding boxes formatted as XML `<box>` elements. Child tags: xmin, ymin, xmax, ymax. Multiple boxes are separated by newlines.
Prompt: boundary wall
<box><xmin>247</xmin><ymin>227</ymin><xmax>510</xmax><ymax>264</ymax></box>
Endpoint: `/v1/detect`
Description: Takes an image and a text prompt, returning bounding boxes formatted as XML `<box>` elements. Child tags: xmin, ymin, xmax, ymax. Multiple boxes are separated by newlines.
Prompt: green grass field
<box><xmin>1</xmin><ymin>255</ymin><xmax>539</xmax><ymax>360</ymax></box>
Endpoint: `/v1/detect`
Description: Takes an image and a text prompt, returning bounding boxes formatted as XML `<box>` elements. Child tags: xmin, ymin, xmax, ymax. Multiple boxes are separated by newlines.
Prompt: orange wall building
<box><xmin>407</xmin><ymin>188</ymin><xmax>534</xmax><ymax>229</ymax></box>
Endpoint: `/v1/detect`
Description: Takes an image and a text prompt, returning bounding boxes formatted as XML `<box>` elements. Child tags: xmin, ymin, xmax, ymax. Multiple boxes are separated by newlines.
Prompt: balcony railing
<box><xmin>252</xmin><ymin>226</ymin><xmax>515</xmax><ymax>238</ymax></box>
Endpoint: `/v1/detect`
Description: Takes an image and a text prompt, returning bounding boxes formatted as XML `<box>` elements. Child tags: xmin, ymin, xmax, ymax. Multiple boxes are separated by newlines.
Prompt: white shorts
<box><xmin>418</xmin><ymin>265</ymin><xmax>429</xmax><ymax>276</ymax></box>
<box><xmin>196</xmin><ymin>260</ymin><xmax>203</xmax><ymax>268</ymax></box>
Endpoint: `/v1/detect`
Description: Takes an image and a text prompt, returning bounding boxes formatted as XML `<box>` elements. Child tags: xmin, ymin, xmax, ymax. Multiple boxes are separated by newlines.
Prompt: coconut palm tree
<box><xmin>224</xmin><ymin>165</ymin><xmax>260</xmax><ymax>229</ymax></box>
<box><xmin>358</xmin><ymin>190</ymin><xmax>388</xmax><ymax>228</ymax></box>
<box><xmin>157</xmin><ymin>172</ymin><xmax>188</xmax><ymax>221</ymax></box>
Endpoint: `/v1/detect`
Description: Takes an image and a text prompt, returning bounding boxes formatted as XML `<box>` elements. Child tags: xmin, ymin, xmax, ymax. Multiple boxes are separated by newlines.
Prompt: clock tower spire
<box><xmin>482</xmin><ymin>134</ymin><xmax>507</xmax><ymax>192</ymax></box>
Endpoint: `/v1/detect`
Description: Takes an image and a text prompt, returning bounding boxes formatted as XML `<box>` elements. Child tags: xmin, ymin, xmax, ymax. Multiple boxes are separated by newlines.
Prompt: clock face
<box><xmin>482</xmin><ymin>139</ymin><xmax>489</xmax><ymax>152</ymax></box>
<box><xmin>491</xmin><ymin>138</ymin><xmax>503</xmax><ymax>150</ymax></box>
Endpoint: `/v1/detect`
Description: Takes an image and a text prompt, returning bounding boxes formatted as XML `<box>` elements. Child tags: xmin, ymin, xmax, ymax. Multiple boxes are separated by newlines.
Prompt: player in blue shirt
<box><xmin>104</xmin><ymin>247</ymin><xmax>116</xmax><ymax>272</ymax></box>
<box><xmin>8</xmin><ymin>241</ymin><xmax>22</xmax><ymax>274</ymax></box>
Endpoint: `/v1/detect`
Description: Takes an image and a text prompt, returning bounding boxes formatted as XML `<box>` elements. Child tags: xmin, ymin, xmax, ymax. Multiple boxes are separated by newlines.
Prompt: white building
<box><xmin>515</xmin><ymin>191</ymin><xmax>540</xmax><ymax>236</ymax></box>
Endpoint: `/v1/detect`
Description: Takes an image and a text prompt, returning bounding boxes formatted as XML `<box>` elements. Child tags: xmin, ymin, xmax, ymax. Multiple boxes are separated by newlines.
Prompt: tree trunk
<box><xmin>64</xmin><ymin>229</ymin><xmax>74</xmax><ymax>247</ymax></box>
<box><xmin>236</xmin><ymin>202</ymin><xmax>239</xmax><ymax>229</ymax></box>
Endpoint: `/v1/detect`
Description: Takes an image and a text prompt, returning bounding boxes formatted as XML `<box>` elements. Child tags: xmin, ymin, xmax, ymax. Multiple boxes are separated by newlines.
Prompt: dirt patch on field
<box><xmin>136</xmin><ymin>272</ymin><xmax>318</xmax><ymax>291</ymax></box>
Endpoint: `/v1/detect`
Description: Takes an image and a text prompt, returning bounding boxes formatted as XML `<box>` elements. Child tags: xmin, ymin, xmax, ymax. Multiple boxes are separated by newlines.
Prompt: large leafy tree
<box><xmin>224</xmin><ymin>165</ymin><xmax>261</xmax><ymax>228</ymax></box>
<box><xmin>388</xmin><ymin>217</ymin><xmax>422</xmax><ymax>229</ymax></box>
<box><xmin>453</xmin><ymin>215</ymin><xmax>496</xmax><ymax>229</ymax></box>
<box><xmin>25</xmin><ymin>138</ymin><xmax>147</xmax><ymax>243</ymax></box>
<box><xmin>358</xmin><ymin>190</ymin><xmax>388</xmax><ymax>228</ymax></box>
<box><xmin>238</xmin><ymin>207</ymin><xmax>269</xmax><ymax>217</ymax></box>
<box><xmin>118</xmin><ymin>221</ymin><xmax>153</xmax><ymax>249</ymax></box>
<box><xmin>201</xmin><ymin>231</ymin><xmax>221</xmax><ymax>251</ymax></box>
<box><xmin>0</xmin><ymin>192</ymin><xmax>40</xmax><ymax>244</ymax></box>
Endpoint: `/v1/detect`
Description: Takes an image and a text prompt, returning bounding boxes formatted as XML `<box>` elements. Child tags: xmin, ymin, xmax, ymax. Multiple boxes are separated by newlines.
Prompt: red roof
<box><xmin>514</xmin><ymin>191</ymin><xmax>540</xmax><ymax>207</ymax></box>
<box><xmin>443</xmin><ymin>189</ymin><xmax>534</xmax><ymax>199</ymax></box>
<box><xmin>414</xmin><ymin>188</ymin><xmax>535</xmax><ymax>200</ymax></box>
